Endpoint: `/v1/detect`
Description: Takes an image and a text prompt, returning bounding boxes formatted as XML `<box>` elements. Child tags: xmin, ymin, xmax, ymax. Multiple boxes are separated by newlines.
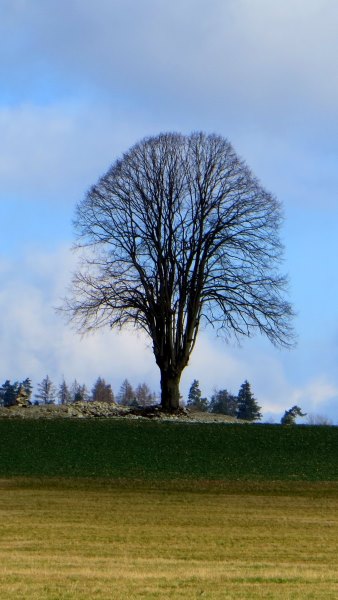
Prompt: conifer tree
<box><xmin>187</xmin><ymin>380</ymin><xmax>208</xmax><ymax>412</ymax></box>
<box><xmin>22</xmin><ymin>378</ymin><xmax>33</xmax><ymax>401</ymax></box>
<box><xmin>0</xmin><ymin>379</ymin><xmax>33</xmax><ymax>407</ymax></box>
<box><xmin>209</xmin><ymin>389</ymin><xmax>237</xmax><ymax>416</ymax></box>
<box><xmin>281</xmin><ymin>405</ymin><xmax>306</xmax><ymax>425</ymax></box>
<box><xmin>236</xmin><ymin>380</ymin><xmax>262</xmax><ymax>421</ymax></box>
<box><xmin>0</xmin><ymin>380</ymin><xmax>18</xmax><ymax>407</ymax></box>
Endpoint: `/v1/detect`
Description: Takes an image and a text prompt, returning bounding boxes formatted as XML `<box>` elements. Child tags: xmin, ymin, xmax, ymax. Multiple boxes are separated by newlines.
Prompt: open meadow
<box><xmin>0</xmin><ymin>420</ymin><xmax>338</xmax><ymax>598</ymax></box>
<box><xmin>1</xmin><ymin>478</ymin><xmax>338</xmax><ymax>599</ymax></box>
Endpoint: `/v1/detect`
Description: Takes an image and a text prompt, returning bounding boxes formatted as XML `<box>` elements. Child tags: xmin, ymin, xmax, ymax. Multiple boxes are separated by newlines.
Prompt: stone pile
<box><xmin>0</xmin><ymin>402</ymin><xmax>242</xmax><ymax>423</ymax></box>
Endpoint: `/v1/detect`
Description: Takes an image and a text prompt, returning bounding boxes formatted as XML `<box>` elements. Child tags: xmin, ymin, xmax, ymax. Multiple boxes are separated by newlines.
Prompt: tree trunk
<box><xmin>160</xmin><ymin>371</ymin><xmax>181</xmax><ymax>412</ymax></box>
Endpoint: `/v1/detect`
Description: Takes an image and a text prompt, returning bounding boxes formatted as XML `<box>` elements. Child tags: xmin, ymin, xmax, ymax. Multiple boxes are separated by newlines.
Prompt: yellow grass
<box><xmin>0</xmin><ymin>479</ymin><xmax>338</xmax><ymax>599</ymax></box>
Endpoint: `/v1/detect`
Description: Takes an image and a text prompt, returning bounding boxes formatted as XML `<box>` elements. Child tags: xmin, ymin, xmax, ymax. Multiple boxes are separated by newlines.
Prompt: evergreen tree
<box><xmin>236</xmin><ymin>380</ymin><xmax>262</xmax><ymax>421</ymax></box>
<box><xmin>187</xmin><ymin>380</ymin><xmax>208</xmax><ymax>412</ymax></box>
<box><xmin>117</xmin><ymin>379</ymin><xmax>135</xmax><ymax>406</ymax></box>
<box><xmin>91</xmin><ymin>377</ymin><xmax>114</xmax><ymax>403</ymax></box>
<box><xmin>0</xmin><ymin>380</ymin><xmax>19</xmax><ymax>407</ymax></box>
<box><xmin>0</xmin><ymin>379</ymin><xmax>33</xmax><ymax>407</ymax></box>
<box><xmin>281</xmin><ymin>405</ymin><xmax>306</xmax><ymax>425</ymax></box>
<box><xmin>22</xmin><ymin>378</ymin><xmax>33</xmax><ymax>401</ymax></box>
<box><xmin>209</xmin><ymin>389</ymin><xmax>237</xmax><ymax>416</ymax></box>
<box><xmin>58</xmin><ymin>379</ymin><xmax>72</xmax><ymax>404</ymax></box>
<box><xmin>35</xmin><ymin>375</ymin><xmax>56</xmax><ymax>404</ymax></box>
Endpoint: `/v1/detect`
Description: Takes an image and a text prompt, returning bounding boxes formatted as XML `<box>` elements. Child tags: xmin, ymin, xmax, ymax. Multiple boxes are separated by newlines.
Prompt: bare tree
<box><xmin>35</xmin><ymin>375</ymin><xmax>56</xmax><ymax>405</ymax></box>
<box><xmin>58</xmin><ymin>379</ymin><xmax>72</xmax><ymax>405</ymax></box>
<box><xmin>135</xmin><ymin>383</ymin><xmax>157</xmax><ymax>407</ymax></box>
<box><xmin>91</xmin><ymin>377</ymin><xmax>114</xmax><ymax>403</ymax></box>
<box><xmin>64</xmin><ymin>132</ymin><xmax>294</xmax><ymax>411</ymax></box>
<box><xmin>117</xmin><ymin>379</ymin><xmax>135</xmax><ymax>406</ymax></box>
<box><xmin>306</xmin><ymin>413</ymin><xmax>333</xmax><ymax>426</ymax></box>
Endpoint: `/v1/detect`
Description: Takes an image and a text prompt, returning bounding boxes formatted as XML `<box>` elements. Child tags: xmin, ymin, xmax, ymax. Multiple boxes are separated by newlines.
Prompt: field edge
<box><xmin>2</xmin><ymin>476</ymin><xmax>338</xmax><ymax>497</ymax></box>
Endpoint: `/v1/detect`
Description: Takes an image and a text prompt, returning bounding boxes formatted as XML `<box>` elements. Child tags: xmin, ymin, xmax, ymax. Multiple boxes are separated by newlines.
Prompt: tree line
<box><xmin>187</xmin><ymin>384</ymin><xmax>325</xmax><ymax>424</ymax></box>
<box><xmin>186</xmin><ymin>379</ymin><xmax>262</xmax><ymax>421</ymax></box>
<box><xmin>0</xmin><ymin>377</ymin><xmax>330</xmax><ymax>424</ymax></box>
<box><xmin>0</xmin><ymin>375</ymin><xmax>260</xmax><ymax>419</ymax></box>
<box><xmin>0</xmin><ymin>377</ymin><xmax>157</xmax><ymax>408</ymax></box>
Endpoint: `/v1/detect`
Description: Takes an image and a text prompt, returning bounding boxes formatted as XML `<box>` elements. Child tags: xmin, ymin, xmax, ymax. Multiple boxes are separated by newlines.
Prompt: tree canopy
<box><xmin>65</xmin><ymin>132</ymin><xmax>294</xmax><ymax>411</ymax></box>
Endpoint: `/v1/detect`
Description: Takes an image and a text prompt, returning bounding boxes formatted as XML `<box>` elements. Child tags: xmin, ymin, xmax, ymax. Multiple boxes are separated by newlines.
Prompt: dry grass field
<box><xmin>0</xmin><ymin>478</ymin><xmax>338</xmax><ymax>599</ymax></box>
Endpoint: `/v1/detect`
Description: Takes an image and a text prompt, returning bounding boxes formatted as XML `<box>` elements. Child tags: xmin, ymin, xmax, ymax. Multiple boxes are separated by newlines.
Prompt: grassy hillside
<box><xmin>0</xmin><ymin>419</ymin><xmax>337</xmax><ymax>480</ymax></box>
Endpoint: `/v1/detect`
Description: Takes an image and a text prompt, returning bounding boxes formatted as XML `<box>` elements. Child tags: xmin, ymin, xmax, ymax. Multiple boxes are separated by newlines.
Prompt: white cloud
<box><xmin>291</xmin><ymin>378</ymin><xmax>338</xmax><ymax>412</ymax></box>
<box><xmin>0</xmin><ymin>245</ymin><xmax>159</xmax><ymax>395</ymax></box>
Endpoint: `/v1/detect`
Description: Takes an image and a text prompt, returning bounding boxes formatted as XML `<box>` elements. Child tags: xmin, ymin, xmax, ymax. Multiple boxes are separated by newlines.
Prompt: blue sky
<box><xmin>1</xmin><ymin>0</ymin><xmax>338</xmax><ymax>421</ymax></box>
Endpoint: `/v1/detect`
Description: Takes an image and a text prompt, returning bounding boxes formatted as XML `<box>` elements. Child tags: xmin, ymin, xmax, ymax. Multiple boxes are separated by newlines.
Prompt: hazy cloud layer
<box><xmin>3</xmin><ymin>0</ymin><xmax>338</xmax><ymax>131</ymax></box>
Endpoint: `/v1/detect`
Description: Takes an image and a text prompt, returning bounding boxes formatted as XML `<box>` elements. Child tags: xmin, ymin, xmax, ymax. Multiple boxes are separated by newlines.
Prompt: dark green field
<box><xmin>0</xmin><ymin>419</ymin><xmax>337</xmax><ymax>480</ymax></box>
